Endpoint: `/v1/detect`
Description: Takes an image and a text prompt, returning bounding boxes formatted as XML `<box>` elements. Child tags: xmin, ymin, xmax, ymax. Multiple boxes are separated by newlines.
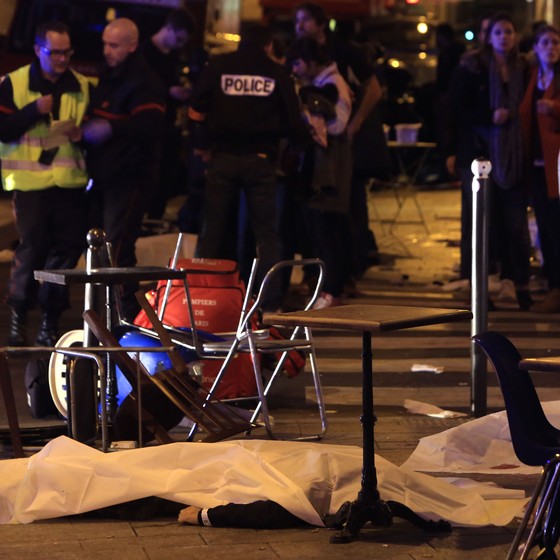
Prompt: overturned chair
<box><xmin>473</xmin><ymin>331</ymin><xmax>560</xmax><ymax>560</ymax></box>
<box><xmin>135</xmin><ymin>258</ymin><xmax>328</xmax><ymax>441</ymax></box>
<box><xmin>83</xmin><ymin>306</ymin><xmax>256</xmax><ymax>445</ymax></box>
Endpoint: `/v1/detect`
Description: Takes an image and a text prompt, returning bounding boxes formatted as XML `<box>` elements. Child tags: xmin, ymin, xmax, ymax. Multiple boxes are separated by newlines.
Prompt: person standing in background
<box><xmin>142</xmin><ymin>8</ymin><xmax>196</xmax><ymax>221</ymax></box>
<box><xmin>0</xmin><ymin>20</ymin><xmax>89</xmax><ymax>347</ymax></box>
<box><xmin>445</xmin><ymin>12</ymin><xmax>494</xmax><ymax>287</ymax></box>
<box><xmin>446</xmin><ymin>12</ymin><xmax>532</xmax><ymax>310</ymax></box>
<box><xmin>188</xmin><ymin>24</ymin><xmax>310</xmax><ymax>311</ymax></box>
<box><xmin>294</xmin><ymin>2</ymin><xmax>388</xmax><ymax>291</ymax></box>
<box><xmin>82</xmin><ymin>18</ymin><xmax>165</xmax><ymax>320</ymax></box>
<box><xmin>288</xmin><ymin>36</ymin><xmax>353</xmax><ymax>309</ymax></box>
<box><xmin>519</xmin><ymin>24</ymin><xmax>560</xmax><ymax>312</ymax></box>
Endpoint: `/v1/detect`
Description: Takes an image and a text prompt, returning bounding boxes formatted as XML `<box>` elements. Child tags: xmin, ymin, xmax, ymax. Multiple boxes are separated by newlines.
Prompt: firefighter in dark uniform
<box><xmin>188</xmin><ymin>24</ymin><xmax>309</xmax><ymax>310</ymax></box>
<box><xmin>82</xmin><ymin>18</ymin><xmax>165</xmax><ymax>320</ymax></box>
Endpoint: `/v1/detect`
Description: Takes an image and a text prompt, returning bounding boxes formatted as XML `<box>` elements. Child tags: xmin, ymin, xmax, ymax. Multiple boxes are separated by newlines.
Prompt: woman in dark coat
<box><xmin>519</xmin><ymin>24</ymin><xmax>560</xmax><ymax>312</ymax></box>
<box><xmin>447</xmin><ymin>12</ymin><xmax>533</xmax><ymax>309</ymax></box>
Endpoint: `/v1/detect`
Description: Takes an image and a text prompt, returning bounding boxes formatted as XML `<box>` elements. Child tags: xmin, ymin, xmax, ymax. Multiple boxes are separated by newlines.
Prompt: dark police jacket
<box><xmin>84</xmin><ymin>51</ymin><xmax>165</xmax><ymax>189</ymax></box>
<box><xmin>188</xmin><ymin>46</ymin><xmax>308</xmax><ymax>159</ymax></box>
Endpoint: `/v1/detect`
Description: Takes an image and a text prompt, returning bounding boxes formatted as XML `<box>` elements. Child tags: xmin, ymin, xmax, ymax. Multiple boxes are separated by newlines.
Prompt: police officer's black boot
<box><xmin>8</xmin><ymin>307</ymin><xmax>27</xmax><ymax>346</ymax></box>
<box><xmin>35</xmin><ymin>311</ymin><xmax>61</xmax><ymax>347</ymax></box>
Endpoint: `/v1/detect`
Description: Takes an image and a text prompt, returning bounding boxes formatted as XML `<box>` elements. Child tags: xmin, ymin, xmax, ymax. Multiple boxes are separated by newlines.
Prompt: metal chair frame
<box><xmin>138</xmin><ymin>257</ymin><xmax>328</xmax><ymax>441</ymax></box>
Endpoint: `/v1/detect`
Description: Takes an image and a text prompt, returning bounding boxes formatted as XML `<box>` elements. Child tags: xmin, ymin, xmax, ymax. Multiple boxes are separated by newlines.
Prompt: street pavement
<box><xmin>0</xmin><ymin>186</ymin><xmax>559</xmax><ymax>559</ymax></box>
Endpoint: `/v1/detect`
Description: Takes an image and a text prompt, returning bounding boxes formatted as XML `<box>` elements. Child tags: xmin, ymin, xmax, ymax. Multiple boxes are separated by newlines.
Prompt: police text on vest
<box><xmin>221</xmin><ymin>75</ymin><xmax>276</xmax><ymax>96</ymax></box>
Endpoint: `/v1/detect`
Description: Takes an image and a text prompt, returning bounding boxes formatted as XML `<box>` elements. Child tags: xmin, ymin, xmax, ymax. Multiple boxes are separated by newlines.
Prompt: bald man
<box><xmin>82</xmin><ymin>18</ymin><xmax>165</xmax><ymax>319</ymax></box>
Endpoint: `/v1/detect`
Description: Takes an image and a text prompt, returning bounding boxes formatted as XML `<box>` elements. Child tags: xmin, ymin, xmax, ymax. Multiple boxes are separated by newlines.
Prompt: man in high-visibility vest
<box><xmin>0</xmin><ymin>20</ymin><xmax>90</xmax><ymax>347</ymax></box>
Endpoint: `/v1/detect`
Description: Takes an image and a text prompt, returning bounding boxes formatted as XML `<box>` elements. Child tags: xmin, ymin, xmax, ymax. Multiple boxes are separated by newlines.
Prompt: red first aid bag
<box><xmin>134</xmin><ymin>258</ymin><xmax>257</xmax><ymax>399</ymax></box>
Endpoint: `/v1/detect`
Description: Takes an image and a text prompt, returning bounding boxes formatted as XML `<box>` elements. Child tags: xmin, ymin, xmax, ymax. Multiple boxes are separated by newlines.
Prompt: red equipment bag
<box><xmin>134</xmin><ymin>258</ymin><xmax>257</xmax><ymax>399</ymax></box>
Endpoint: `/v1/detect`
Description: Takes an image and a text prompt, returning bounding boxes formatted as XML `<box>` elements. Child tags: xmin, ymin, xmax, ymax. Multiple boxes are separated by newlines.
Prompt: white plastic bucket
<box><xmin>395</xmin><ymin>123</ymin><xmax>421</xmax><ymax>144</ymax></box>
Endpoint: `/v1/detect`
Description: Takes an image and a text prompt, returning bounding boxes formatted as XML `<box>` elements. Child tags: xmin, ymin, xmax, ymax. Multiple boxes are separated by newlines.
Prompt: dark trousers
<box><xmin>347</xmin><ymin>170</ymin><xmax>376</xmax><ymax>278</ymax></box>
<box><xmin>459</xmin><ymin>166</ymin><xmax>474</xmax><ymax>280</ymax></box>
<box><xmin>7</xmin><ymin>187</ymin><xmax>86</xmax><ymax>312</ymax></box>
<box><xmin>491</xmin><ymin>181</ymin><xmax>532</xmax><ymax>287</ymax></box>
<box><xmin>307</xmin><ymin>208</ymin><xmax>350</xmax><ymax>298</ymax></box>
<box><xmin>531</xmin><ymin>166</ymin><xmax>560</xmax><ymax>289</ymax></box>
<box><xmin>87</xmin><ymin>182</ymin><xmax>151</xmax><ymax>318</ymax></box>
<box><xmin>197</xmin><ymin>152</ymin><xmax>281</xmax><ymax>309</ymax></box>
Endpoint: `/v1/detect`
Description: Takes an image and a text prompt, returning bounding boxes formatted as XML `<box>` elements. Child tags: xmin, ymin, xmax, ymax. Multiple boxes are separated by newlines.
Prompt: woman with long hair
<box><xmin>520</xmin><ymin>24</ymin><xmax>560</xmax><ymax>312</ymax></box>
<box><xmin>447</xmin><ymin>12</ymin><xmax>533</xmax><ymax>309</ymax></box>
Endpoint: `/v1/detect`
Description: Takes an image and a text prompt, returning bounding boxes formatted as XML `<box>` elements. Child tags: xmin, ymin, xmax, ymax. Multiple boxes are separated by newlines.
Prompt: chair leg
<box><xmin>246</xmin><ymin>330</ymin><xmax>275</xmax><ymax>438</ymax></box>
<box><xmin>518</xmin><ymin>457</ymin><xmax>560</xmax><ymax>560</ymax></box>
<box><xmin>248</xmin><ymin>328</ymin><xmax>327</xmax><ymax>440</ymax></box>
<box><xmin>541</xmin><ymin>459</ymin><xmax>560</xmax><ymax>556</ymax></box>
<box><xmin>507</xmin><ymin>465</ymin><xmax>549</xmax><ymax>560</ymax></box>
<box><xmin>305</xmin><ymin>327</ymin><xmax>328</xmax><ymax>439</ymax></box>
<box><xmin>186</xmin><ymin>341</ymin><xmax>242</xmax><ymax>441</ymax></box>
<box><xmin>0</xmin><ymin>352</ymin><xmax>24</xmax><ymax>458</ymax></box>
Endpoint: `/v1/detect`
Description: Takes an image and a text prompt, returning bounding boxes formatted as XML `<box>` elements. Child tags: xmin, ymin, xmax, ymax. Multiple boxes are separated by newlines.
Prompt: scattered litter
<box><xmin>411</xmin><ymin>363</ymin><xmax>445</xmax><ymax>374</ymax></box>
<box><xmin>441</xmin><ymin>278</ymin><xmax>469</xmax><ymax>292</ymax></box>
<box><xmin>404</xmin><ymin>399</ymin><xmax>468</xmax><ymax>419</ymax></box>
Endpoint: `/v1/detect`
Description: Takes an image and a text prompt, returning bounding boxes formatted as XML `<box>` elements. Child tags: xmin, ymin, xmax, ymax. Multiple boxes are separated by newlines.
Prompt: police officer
<box><xmin>0</xmin><ymin>20</ymin><xmax>89</xmax><ymax>347</ymax></box>
<box><xmin>188</xmin><ymin>24</ymin><xmax>309</xmax><ymax>310</ymax></box>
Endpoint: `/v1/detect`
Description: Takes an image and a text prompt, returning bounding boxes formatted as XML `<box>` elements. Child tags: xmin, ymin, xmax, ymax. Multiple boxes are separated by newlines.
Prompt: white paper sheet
<box><xmin>402</xmin><ymin>401</ymin><xmax>560</xmax><ymax>475</ymax></box>
<box><xmin>404</xmin><ymin>399</ymin><xmax>468</xmax><ymax>418</ymax></box>
<box><xmin>0</xmin><ymin>437</ymin><xmax>528</xmax><ymax>527</ymax></box>
<box><xmin>41</xmin><ymin>119</ymin><xmax>76</xmax><ymax>149</ymax></box>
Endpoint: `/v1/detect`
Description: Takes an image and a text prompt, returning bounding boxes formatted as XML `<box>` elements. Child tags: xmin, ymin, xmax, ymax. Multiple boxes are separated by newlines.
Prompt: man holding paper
<box><xmin>0</xmin><ymin>20</ymin><xmax>90</xmax><ymax>347</ymax></box>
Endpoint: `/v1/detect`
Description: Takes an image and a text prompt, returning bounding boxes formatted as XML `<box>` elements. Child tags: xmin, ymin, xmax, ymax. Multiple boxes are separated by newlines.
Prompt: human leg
<box><xmin>495</xmin><ymin>185</ymin><xmax>532</xmax><ymax>309</ymax></box>
<box><xmin>35</xmin><ymin>188</ymin><xmax>87</xmax><ymax>345</ymax></box>
<box><xmin>100</xmin><ymin>183</ymin><xmax>152</xmax><ymax>319</ymax></box>
<box><xmin>458</xmin><ymin>166</ymin><xmax>473</xmax><ymax>280</ymax></box>
<box><xmin>529</xmin><ymin>166</ymin><xmax>560</xmax><ymax>312</ymax></box>
<box><xmin>308</xmin><ymin>208</ymin><xmax>346</xmax><ymax>307</ymax></box>
<box><xmin>243</xmin><ymin>154</ymin><xmax>281</xmax><ymax>310</ymax></box>
<box><xmin>7</xmin><ymin>190</ymin><xmax>52</xmax><ymax>345</ymax></box>
<box><xmin>7</xmin><ymin>191</ymin><xmax>49</xmax><ymax>310</ymax></box>
<box><xmin>196</xmin><ymin>152</ymin><xmax>240</xmax><ymax>260</ymax></box>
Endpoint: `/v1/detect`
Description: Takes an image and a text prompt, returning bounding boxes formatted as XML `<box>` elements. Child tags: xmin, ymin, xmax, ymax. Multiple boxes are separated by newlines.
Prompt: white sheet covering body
<box><xmin>0</xmin><ymin>437</ymin><xmax>527</xmax><ymax>527</ymax></box>
<box><xmin>403</xmin><ymin>401</ymin><xmax>560</xmax><ymax>475</ymax></box>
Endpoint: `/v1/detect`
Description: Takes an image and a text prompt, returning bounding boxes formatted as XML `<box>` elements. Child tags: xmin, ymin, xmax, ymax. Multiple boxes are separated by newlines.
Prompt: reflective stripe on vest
<box><xmin>0</xmin><ymin>65</ymin><xmax>89</xmax><ymax>192</ymax></box>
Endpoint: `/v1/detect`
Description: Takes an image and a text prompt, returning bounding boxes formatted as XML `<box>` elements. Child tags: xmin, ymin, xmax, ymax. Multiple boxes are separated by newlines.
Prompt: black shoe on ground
<box><xmin>35</xmin><ymin>312</ymin><xmax>60</xmax><ymax>347</ymax></box>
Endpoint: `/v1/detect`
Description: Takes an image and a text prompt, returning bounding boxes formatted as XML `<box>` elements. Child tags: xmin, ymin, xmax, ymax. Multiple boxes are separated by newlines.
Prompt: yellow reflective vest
<box><xmin>0</xmin><ymin>65</ymin><xmax>89</xmax><ymax>192</ymax></box>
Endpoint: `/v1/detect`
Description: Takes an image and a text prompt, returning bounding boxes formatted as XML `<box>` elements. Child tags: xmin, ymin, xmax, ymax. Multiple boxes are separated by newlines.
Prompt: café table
<box><xmin>385</xmin><ymin>140</ymin><xmax>437</xmax><ymax>234</ymax></box>
<box><xmin>264</xmin><ymin>303</ymin><xmax>472</xmax><ymax>543</ymax></box>
<box><xmin>519</xmin><ymin>356</ymin><xmax>560</xmax><ymax>373</ymax></box>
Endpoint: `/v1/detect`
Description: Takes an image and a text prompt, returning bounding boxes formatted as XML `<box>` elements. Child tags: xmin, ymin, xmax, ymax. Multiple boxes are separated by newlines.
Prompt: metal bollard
<box><xmin>470</xmin><ymin>158</ymin><xmax>492</xmax><ymax>417</ymax></box>
<box><xmin>69</xmin><ymin>228</ymin><xmax>108</xmax><ymax>442</ymax></box>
